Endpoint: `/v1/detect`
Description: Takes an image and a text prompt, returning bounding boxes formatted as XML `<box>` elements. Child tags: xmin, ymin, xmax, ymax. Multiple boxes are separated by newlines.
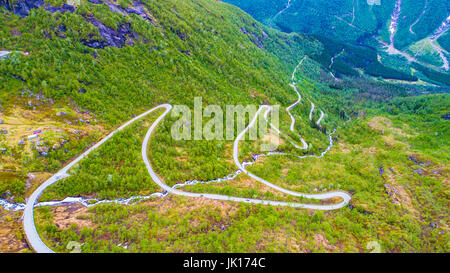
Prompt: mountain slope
<box><xmin>224</xmin><ymin>0</ymin><xmax>450</xmax><ymax>85</ymax></box>
<box><xmin>0</xmin><ymin>0</ymin><xmax>345</xmax><ymax>206</ymax></box>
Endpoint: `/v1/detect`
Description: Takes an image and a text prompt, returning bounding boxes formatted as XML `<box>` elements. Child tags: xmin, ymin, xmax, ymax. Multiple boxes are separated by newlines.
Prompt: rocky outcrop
<box><xmin>2</xmin><ymin>0</ymin><xmax>147</xmax><ymax>49</ymax></box>
<box><xmin>0</xmin><ymin>0</ymin><xmax>45</xmax><ymax>17</ymax></box>
<box><xmin>1</xmin><ymin>0</ymin><xmax>75</xmax><ymax>17</ymax></box>
<box><xmin>102</xmin><ymin>0</ymin><xmax>153</xmax><ymax>23</ymax></box>
<box><xmin>408</xmin><ymin>155</ymin><xmax>431</xmax><ymax>167</ymax></box>
<box><xmin>348</xmin><ymin>204</ymin><xmax>373</xmax><ymax>215</ymax></box>
<box><xmin>239</xmin><ymin>27</ymin><xmax>265</xmax><ymax>49</ymax></box>
<box><xmin>384</xmin><ymin>184</ymin><xmax>400</xmax><ymax>204</ymax></box>
<box><xmin>45</xmin><ymin>4</ymin><xmax>74</xmax><ymax>14</ymax></box>
<box><xmin>82</xmin><ymin>16</ymin><xmax>137</xmax><ymax>49</ymax></box>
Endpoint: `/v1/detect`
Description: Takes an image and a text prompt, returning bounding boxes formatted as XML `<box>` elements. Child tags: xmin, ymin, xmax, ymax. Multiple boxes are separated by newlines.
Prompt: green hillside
<box><xmin>224</xmin><ymin>0</ymin><xmax>450</xmax><ymax>85</ymax></box>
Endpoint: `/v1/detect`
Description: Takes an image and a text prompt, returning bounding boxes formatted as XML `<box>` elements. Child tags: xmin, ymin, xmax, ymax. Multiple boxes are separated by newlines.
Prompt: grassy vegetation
<box><xmin>40</xmin><ymin>109</ymin><xmax>164</xmax><ymax>201</ymax></box>
<box><xmin>34</xmin><ymin>93</ymin><xmax>449</xmax><ymax>253</ymax></box>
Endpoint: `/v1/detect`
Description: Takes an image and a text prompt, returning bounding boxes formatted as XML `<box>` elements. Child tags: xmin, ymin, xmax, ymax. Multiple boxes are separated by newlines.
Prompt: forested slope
<box><xmin>224</xmin><ymin>0</ymin><xmax>450</xmax><ymax>85</ymax></box>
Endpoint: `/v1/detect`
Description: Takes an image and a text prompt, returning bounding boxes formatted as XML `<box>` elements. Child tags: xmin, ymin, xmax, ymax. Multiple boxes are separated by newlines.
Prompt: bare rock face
<box><xmin>0</xmin><ymin>0</ymin><xmax>45</xmax><ymax>17</ymax></box>
<box><xmin>81</xmin><ymin>16</ymin><xmax>136</xmax><ymax>49</ymax></box>
<box><xmin>1</xmin><ymin>0</ymin><xmax>74</xmax><ymax>17</ymax></box>
<box><xmin>2</xmin><ymin>0</ymin><xmax>144</xmax><ymax>49</ymax></box>
<box><xmin>45</xmin><ymin>4</ymin><xmax>75</xmax><ymax>14</ymax></box>
<box><xmin>384</xmin><ymin>184</ymin><xmax>400</xmax><ymax>204</ymax></box>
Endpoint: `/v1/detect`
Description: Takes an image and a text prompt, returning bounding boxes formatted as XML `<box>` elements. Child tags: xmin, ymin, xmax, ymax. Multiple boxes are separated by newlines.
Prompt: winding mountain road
<box><xmin>409</xmin><ymin>0</ymin><xmax>428</xmax><ymax>35</ymax></box>
<box><xmin>272</xmin><ymin>0</ymin><xmax>293</xmax><ymax>21</ymax></box>
<box><xmin>272</xmin><ymin>57</ymin><xmax>309</xmax><ymax>149</ymax></box>
<box><xmin>23</xmin><ymin>102</ymin><xmax>351</xmax><ymax>252</ymax></box>
<box><xmin>317</xmin><ymin>110</ymin><xmax>325</xmax><ymax>127</ymax></box>
<box><xmin>309</xmin><ymin>101</ymin><xmax>315</xmax><ymax>121</ymax></box>
<box><xmin>23</xmin><ymin>104</ymin><xmax>171</xmax><ymax>253</ymax></box>
<box><xmin>23</xmin><ymin>61</ymin><xmax>351</xmax><ymax>253</ymax></box>
<box><xmin>0</xmin><ymin>51</ymin><xmax>10</xmax><ymax>59</ymax></box>
<box><xmin>142</xmin><ymin>105</ymin><xmax>351</xmax><ymax>212</ymax></box>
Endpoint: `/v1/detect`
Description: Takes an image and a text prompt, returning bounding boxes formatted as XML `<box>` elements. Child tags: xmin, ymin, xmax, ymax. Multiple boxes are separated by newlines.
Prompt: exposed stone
<box><xmin>7</xmin><ymin>73</ymin><xmax>26</xmax><ymax>82</ymax></box>
<box><xmin>429</xmin><ymin>222</ymin><xmax>439</xmax><ymax>229</ymax></box>
<box><xmin>56</xmin><ymin>24</ymin><xmax>67</xmax><ymax>38</ymax></box>
<box><xmin>251</xmin><ymin>32</ymin><xmax>265</xmax><ymax>49</ymax></box>
<box><xmin>384</xmin><ymin>183</ymin><xmax>401</xmax><ymax>204</ymax></box>
<box><xmin>408</xmin><ymin>155</ymin><xmax>431</xmax><ymax>167</ymax></box>
<box><xmin>11</xmin><ymin>29</ymin><xmax>22</xmax><ymax>36</ymax></box>
<box><xmin>441</xmin><ymin>114</ymin><xmax>450</xmax><ymax>120</ymax></box>
<box><xmin>240</xmin><ymin>27</ymin><xmax>248</xmax><ymax>34</ymax></box>
<box><xmin>127</xmin><ymin>39</ymin><xmax>135</xmax><ymax>46</ymax></box>
<box><xmin>45</xmin><ymin>4</ymin><xmax>74</xmax><ymax>14</ymax></box>
<box><xmin>261</xmin><ymin>30</ymin><xmax>268</xmax><ymax>38</ymax></box>
<box><xmin>82</xmin><ymin>16</ymin><xmax>136</xmax><ymax>49</ymax></box>
<box><xmin>56</xmin><ymin>111</ymin><xmax>68</xmax><ymax>117</ymax></box>
<box><xmin>81</xmin><ymin>39</ymin><xmax>109</xmax><ymax>49</ymax></box>
<box><xmin>124</xmin><ymin>1</ymin><xmax>154</xmax><ymax>22</ymax></box>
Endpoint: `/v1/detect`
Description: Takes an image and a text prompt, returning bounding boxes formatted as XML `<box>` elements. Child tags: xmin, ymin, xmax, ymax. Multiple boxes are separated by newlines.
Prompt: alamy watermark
<box><xmin>170</xmin><ymin>97</ymin><xmax>280</xmax><ymax>152</ymax></box>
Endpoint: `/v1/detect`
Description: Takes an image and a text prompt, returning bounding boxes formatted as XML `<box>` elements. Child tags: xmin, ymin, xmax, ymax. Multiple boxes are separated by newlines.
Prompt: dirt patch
<box><xmin>384</xmin><ymin>182</ymin><xmax>418</xmax><ymax>215</ymax></box>
<box><xmin>337</xmin><ymin>143</ymin><xmax>351</xmax><ymax>154</ymax></box>
<box><xmin>50</xmin><ymin>204</ymin><xmax>96</xmax><ymax>230</ymax></box>
<box><xmin>262</xmin><ymin>129</ymin><xmax>285</xmax><ymax>147</ymax></box>
<box><xmin>313</xmin><ymin>233</ymin><xmax>336</xmax><ymax>251</ymax></box>
<box><xmin>143</xmin><ymin>195</ymin><xmax>239</xmax><ymax>218</ymax></box>
<box><xmin>0</xmin><ymin>209</ymin><xmax>29</xmax><ymax>252</ymax></box>
<box><xmin>223</xmin><ymin>142</ymin><xmax>234</xmax><ymax>164</ymax></box>
<box><xmin>258</xmin><ymin>229</ymin><xmax>306</xmax><ymax>252</ymax></box>
<box><xmin>363</xmin><ymin>147</ymin><xmax>377</xmax><ymax>154</ymax></box>
<box><xmin>25</xmin><ymin>172</ymin><xmax>52</xmax><ymax>197</ymax></box>
<box><xmin>368</xmin><ymin>116</ymin><xmax>415</xmax><ymax>137</ymax></box>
